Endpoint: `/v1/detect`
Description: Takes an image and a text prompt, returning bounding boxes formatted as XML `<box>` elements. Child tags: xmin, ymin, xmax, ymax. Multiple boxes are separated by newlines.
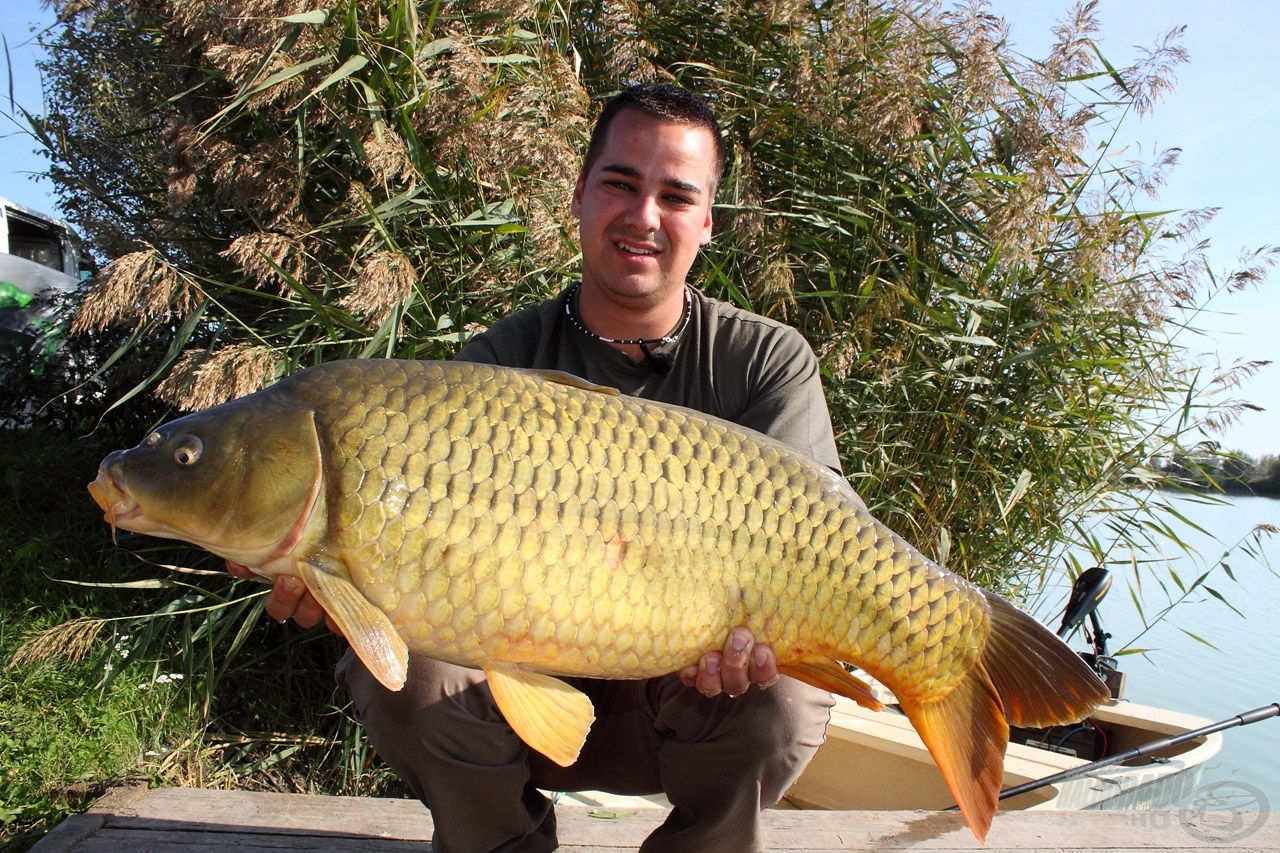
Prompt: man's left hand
<box><xmin>679</xmin><ymin>626</ymin><xmax>779</xmax><ymax>698</ymax></box>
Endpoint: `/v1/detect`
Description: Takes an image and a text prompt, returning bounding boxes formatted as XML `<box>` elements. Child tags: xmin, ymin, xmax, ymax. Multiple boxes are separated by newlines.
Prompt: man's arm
<box><xmin>733</xmin><ymin>325</ymin><xmax>842</xmax><ymax>473</ymax></box>
<box><xmin>679</xmin><ymin>323</ymin><xmax>840</xmax><ymax>693</ymax></box>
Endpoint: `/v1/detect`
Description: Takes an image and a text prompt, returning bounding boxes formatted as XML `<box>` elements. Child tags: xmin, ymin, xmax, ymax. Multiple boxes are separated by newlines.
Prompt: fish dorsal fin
<box><xmin>484</xmin><ymin>663</ymin><xmax>596</xmax><ymax>767</ymax></box>
<box><xmin>778</xmin><ymin>660</ymin><xmax>884</xmax><ymax>711</ymax></box>
<box><xmin>297</xmin><ymin>555</ymin><xmax>408</xmax><ymax>691</ymax></box>
<box><xmin>526</xmin><ymin>369</ymin><xmax>619</xmax><ymax>395</ymax></box>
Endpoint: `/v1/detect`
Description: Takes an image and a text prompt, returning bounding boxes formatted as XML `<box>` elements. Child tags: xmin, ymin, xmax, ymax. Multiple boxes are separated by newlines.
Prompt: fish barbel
<box><xmin>88</xmin><ymin>358</ymin><xmax>1107</xmax><ymax>840</ymax></box>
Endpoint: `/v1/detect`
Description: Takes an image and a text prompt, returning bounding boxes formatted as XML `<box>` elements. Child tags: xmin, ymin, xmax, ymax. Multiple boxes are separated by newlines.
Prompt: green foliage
<box><xmin>1150</xmin><ymin>449</ymin><xmax>1280</xmax><ymax>497</ymax></box>
<box><xmin>34</xmin><ymin>0</ymin><xmax>587</xmax><ymax>411</ymax></box>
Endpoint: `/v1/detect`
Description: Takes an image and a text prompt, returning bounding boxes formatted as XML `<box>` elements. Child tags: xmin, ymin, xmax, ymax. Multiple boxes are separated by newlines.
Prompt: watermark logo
<box><xmin>1178</xmin><ymin>781</ymin><xmax>1271</xmax><ymax>844</ymax></box>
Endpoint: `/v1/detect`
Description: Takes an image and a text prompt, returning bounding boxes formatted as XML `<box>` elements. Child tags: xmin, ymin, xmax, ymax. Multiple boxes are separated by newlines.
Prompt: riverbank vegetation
<box><xmin>1153</xmin><ymin>451</ymin><xmax>1280</xmax><ymax>497</ymax></box>
<box><xmin>3</xmin><ymin>0</ymin><xmax>1274</xmax><ymax>847</ymax></box>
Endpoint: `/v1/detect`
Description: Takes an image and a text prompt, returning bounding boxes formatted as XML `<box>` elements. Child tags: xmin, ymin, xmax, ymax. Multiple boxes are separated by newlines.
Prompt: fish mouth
<box><xmin>87</xmin><ymin>469</ymin><xmax>141</xmax><ymax>534</ymax></box>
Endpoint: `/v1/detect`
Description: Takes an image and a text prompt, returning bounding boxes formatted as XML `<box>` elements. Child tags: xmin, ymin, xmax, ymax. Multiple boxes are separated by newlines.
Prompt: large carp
<box><xmin>88</xmin><ymin>358</ymin><xmax>1107</xmax><ymax>840</ymax></box>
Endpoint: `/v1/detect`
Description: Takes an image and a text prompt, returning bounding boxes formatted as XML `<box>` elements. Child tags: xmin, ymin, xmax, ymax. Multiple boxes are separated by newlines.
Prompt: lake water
<box><xmin>1035</xmin><ymin>494</ymin><xmax>1280</xmax><ymax>810</ymax></box>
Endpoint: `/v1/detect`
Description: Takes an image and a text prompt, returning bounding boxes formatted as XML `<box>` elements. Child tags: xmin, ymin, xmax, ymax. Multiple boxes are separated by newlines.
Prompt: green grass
<box><xmin>0</xmin><ymin>631</ymin><xmax>193</xmax><ymax>848</ymax></box>
<box><xmin>0</xmin><ymin>428</ymin><xmax>171</xmax><ymax>847</ymax></box>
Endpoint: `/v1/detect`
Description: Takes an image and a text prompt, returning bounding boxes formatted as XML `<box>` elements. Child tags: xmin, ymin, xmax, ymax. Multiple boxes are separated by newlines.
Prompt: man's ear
<box><xmin>571</xmin><ymin>173</ymin><xmax>586</xmax><ymax>219</ymax></box>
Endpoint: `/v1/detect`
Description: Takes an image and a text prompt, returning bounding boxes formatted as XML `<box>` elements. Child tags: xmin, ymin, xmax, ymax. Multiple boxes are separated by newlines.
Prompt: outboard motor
<box><xmin>1057</xmin><ymin>566</ymin><xmax>1125</xmax><ymax>700</ymax></box>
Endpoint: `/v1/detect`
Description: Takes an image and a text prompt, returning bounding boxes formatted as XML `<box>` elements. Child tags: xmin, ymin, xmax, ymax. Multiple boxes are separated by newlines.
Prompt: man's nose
<box><xmin>624</xmin><ymin>193</ymin><xmax>662</xmax><ymax>232</ymax></box>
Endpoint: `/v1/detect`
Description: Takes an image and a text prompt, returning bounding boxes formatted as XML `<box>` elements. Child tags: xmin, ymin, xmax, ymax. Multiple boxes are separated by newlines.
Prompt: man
<box><xmin>237</xmin><ymin>83</ymin><xmax>839</xmax><ymax>851</ymax></box>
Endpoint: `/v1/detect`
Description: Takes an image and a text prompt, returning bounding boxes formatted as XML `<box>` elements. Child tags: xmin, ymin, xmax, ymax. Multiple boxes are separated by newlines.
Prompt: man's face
<box><xmin>572</xmin><ymin>109</ymin><xmax>716</xmax><ymax>311</ymax></box>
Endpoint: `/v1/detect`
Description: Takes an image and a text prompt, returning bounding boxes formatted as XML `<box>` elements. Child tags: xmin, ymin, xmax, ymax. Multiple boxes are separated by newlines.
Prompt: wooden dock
<box><xmin>32</xmin><ymin>784</ymin><xmax>1280</xmax><ymax>852</ymax></box>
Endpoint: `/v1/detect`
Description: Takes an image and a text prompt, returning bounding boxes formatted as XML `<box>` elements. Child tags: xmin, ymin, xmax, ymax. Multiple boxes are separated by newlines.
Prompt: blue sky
<box><xmin>3</xmin><ymin>1</ymin><xmax>1276</xmax><ymax>454</ymax></box>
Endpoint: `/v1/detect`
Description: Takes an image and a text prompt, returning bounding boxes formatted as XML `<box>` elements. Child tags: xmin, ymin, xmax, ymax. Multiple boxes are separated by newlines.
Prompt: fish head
<box><xmin>88</xmin><ymin>394</ymin><xmax>325</xmax><ymax>572</ymax></box>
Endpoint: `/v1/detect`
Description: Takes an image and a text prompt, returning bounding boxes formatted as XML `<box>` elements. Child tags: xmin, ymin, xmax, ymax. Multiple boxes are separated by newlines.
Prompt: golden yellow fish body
<box><xmin>89</xmin><ymin>358</ymin><xmax>1107</xmax><ymax>841</ymax></box>
<box><xmin>319</xmin><ymin>361</ymin><xmax>978</xmax><ymax>690</ymax></box>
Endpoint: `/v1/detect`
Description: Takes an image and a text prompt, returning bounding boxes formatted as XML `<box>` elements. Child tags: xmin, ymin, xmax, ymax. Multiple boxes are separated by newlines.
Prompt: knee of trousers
<box><xmin>655</xmin><ymin>677</ymin><xmax>834</xmax><ymax>797</ymax></box>
<box><xmin>765</xmin><ymin>678</ymin><xmax>835</xmax><ymax>792</ymax></box>
<box><xmin>699</xmin><ymin>676</ymin><xmax>834</xmax><ymax>755</ymax></box>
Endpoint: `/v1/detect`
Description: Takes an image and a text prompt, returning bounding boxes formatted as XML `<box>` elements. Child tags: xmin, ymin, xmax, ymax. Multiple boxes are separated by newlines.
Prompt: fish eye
<box><xmin>173</xmin><ymin>436</ymin><xmax>203</xmax><ymax>466</ymax></box>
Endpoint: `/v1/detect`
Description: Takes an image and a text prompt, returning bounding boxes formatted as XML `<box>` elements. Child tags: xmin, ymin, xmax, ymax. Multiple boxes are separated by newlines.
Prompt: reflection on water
<box><xmin>1043</xmin><ymin>494</ymin><xmax>1280</xmax><ymax>807</ymax></box>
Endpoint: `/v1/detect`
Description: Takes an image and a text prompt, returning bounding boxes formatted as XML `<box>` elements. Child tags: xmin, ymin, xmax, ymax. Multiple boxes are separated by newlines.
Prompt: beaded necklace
<box><xmin>563</xmin><ymin>281</ymin><xmax>692</xmax><ymax>350</ymax></box>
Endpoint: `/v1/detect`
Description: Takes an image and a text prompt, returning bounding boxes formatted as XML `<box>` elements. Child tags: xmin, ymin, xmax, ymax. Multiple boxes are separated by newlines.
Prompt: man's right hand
<box><xmin>226</xmin><ymin>561</ymin><xmax>342</xmax><ymax>635</ymax></box>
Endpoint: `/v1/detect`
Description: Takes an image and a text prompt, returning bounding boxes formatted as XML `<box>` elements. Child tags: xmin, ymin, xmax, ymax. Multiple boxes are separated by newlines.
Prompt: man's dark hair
<box><xmin>581</xmin><ymin>83</ymin><xmax>727</xmax><ymax>190</ymax></box>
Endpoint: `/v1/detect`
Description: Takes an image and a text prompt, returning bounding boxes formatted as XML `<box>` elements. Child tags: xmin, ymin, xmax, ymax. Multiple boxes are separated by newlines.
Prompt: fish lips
<box><xmin>87</xmin><ymin>452</ymin><xmax>143</xmax><ymax>532</ymax></box>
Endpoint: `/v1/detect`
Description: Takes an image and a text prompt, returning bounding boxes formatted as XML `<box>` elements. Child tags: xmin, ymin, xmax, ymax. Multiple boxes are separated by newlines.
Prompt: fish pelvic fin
<box><xmin>897</xmin><ymin>590</ymin><xmax>1111</xmax><ymax>843</ymax></box>
<box><xmin>778</xmin><ymin>659</ymin><xmax>883</xmax><ymax>711</ymax></box>
<box><xmin>484</xmin><ymin>664</ymin><xmax>596</xmax><ymax>767</ymax></box>
<box><xmin>297</xmin><ymin>555</ymin><xmax>408</xmax><ymax>692</ymax></box>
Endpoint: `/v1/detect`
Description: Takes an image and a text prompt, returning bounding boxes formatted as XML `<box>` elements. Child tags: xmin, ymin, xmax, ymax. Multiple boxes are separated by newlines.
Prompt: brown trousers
<box><xmin>336</xmin><ymin>650</ymin><xmax>834</xmax><ymax>853</ymax></box>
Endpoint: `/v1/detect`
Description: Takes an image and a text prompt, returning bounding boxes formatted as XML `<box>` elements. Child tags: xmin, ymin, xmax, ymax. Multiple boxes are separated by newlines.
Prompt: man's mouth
<box><xmin>615</xmin><ymin>240</ymin><xmax>659</xmax><ymax>257</ymax></box>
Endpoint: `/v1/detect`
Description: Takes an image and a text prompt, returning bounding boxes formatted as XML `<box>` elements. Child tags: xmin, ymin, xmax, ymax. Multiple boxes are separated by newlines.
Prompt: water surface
<box><xmin>1041</xmin><ymin>494</ymin><xmax>1280</xmax><ymax>808</ymax></box>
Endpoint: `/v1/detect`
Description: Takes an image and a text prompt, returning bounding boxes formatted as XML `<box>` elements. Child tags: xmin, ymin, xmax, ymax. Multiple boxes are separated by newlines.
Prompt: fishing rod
<box><xmin>987</xmin><ymin>702</ymin><xmax>1280</xmax><ymax>803</ymax></box>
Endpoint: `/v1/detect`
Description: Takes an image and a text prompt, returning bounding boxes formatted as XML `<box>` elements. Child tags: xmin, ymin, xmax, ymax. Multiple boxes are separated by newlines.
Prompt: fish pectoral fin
<box><xmin>483</xmin><ymin>664</ymin><xmax>595</xmax><ymax>768</ymax></box>
<box><xmin>297</xmin><ymin>556</ymin><xmax>408</xmax><ymax>692</ymax></box>
<box><xmin>778</xmin><ymin>660</ymin><xmax>884</xmax><ymax>711</ymax></box>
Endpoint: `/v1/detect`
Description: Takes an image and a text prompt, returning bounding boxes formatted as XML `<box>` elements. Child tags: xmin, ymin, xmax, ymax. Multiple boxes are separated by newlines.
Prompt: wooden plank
<box><xmin>32</xmin><ymin>787</ymin><xmax>1280</xmax><ymax>852</ymax></box>
<box><xmin>86</xmin><ymin>787</ymin><xmax>435</xmax><ymax>840</ymax></box>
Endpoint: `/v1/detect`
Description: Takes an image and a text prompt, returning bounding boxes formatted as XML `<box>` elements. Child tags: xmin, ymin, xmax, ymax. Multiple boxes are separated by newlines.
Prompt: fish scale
<box><xmin>88</xmin><ymin>357</ymin><xmax>1109</xmax><ymax>841</ymax></box>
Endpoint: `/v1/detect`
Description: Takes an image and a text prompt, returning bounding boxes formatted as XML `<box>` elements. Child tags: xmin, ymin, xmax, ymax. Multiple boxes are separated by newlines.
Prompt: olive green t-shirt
<box><xmin>456</xmin><ymin>285</ymin><xmax>841</xmax><ymax>472</ymax></box>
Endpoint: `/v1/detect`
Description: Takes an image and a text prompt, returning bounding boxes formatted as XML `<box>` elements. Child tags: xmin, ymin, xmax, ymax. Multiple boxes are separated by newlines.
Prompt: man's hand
<box><xmin>679</xmin><ymin>626</ymin><xmax>779</xmax><ymax>698</ymax></box>
<box><xmin>226</xmin><ymin>561</ymin><xmax>342</xmax><ymax>635</ymax></box>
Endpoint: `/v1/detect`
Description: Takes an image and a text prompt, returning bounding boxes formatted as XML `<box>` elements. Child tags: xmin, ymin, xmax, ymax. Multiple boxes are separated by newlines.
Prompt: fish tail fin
<box><xmin>896</xmin><ymin>590</ymin><xmax>1109</xmax><ymax>842</ymax></box>
<box><xmin>980</xmin><ymin>590</ymin><xmax>1110</xmax><ymax>729</ymax></box>
<box><xmin>896</xmin><ymin>664</ymin><xmax>1005</xmax><ymax>843</ymax></box>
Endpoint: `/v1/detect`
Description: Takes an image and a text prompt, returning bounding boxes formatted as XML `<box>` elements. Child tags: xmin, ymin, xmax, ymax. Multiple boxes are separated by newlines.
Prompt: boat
<box><xmin>565</xmin><ymin>693</ymin><xmax>1222</xmax><ymax>816</ymax></box>
<box><xmin>785</xmin><ymin>691</ymin><xmax>1220</xmax><ymax>813</ymax></box>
